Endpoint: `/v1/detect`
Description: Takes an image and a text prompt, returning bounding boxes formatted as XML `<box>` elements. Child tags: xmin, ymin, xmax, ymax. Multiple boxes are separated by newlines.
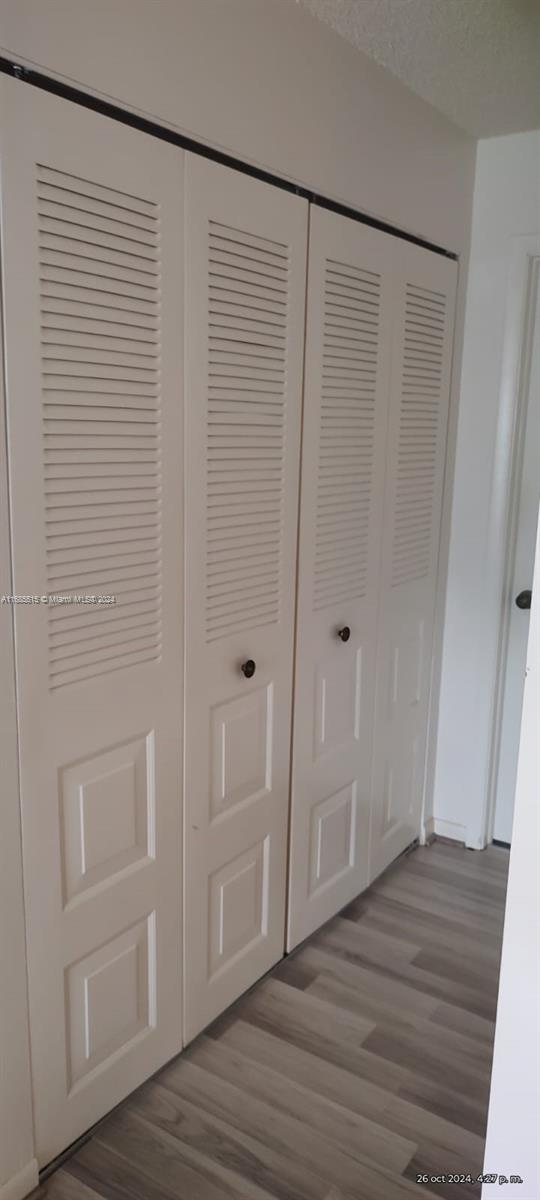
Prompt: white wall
<box><xmin>481</xmin><ymin>509</ymin><xmax>540</xmax><ymax>1199</ymax></box>
<box><xmin>432</xmin><ymin>131</ymin><xmax>540</xmax><ymax>847</ymax></box>
<box><xmin>0</xmin><ymin>0</ymin><xmax>475</xmax><ymax>254</ymax></box>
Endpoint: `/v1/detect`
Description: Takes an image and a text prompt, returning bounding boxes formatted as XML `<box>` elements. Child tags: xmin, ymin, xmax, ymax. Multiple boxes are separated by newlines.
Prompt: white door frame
<box><xmin>481</xmin><ymin>505</ymin><xmax>540</xmax><ymax>1199</ymax></box>
<box><xmin>482</xmin><ymin>236</ymin><xmax>540</xmax><ymax>847</ymax></box>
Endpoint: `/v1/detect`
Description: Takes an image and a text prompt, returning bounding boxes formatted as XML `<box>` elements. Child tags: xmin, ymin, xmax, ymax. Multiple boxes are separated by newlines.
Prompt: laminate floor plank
<box><xmin>36</xmin><ymin>840</ymin><xmax>508</xmax><ymax>1200</ymax></box>
<box><xmin>33</xmin><ymin>1173</ymin><xmax>105</xmax><ymax>1200</ymax></box>
<box><xmin>299</xmin><ymin>944</ymin><xmax>442</xmax><ymax>1018</ymax></box>
<box><xmin>411</xmin><ymin>945</ymin><xmax>501</xmax><ymax>992</ymax></box>
<box><xmin>430</xmin><ymin>1002</ymin><xmax>496</xmax><ymax>1046</ymax></box>
<box><xmin>344</xmin><ymin>906</ymin><xmax>503</xmax><ymax>965</ymax></box>
<box><xmin>96</xmin><ymin>1105</ymin><xmax>279</xmax><ymax>1200</ymax></box>
<box><xmin>65</xmin><ymin>1139</ymin><xmax>186</xmax><ymax>1200</ymax></box>
<box><xmin>402</xmin><ymin>858</ymin><xmax>507</xmax><ymax>902</ymax></box>
<box><xmin>404</xmin><ymin>1152</ymin><xmax>482</xmax><ymax>1200</ymax></box>
<box><xmin>147</xmin><ymin>1064</ymin><xmax>418</xmax><ymax>1200</ymax></box>
<box><xmin>238</xmin><ymin>976</ymin><xmax>408</xmax><ymax>1092</ymax></box>
<box><xmin>343</xmin><ymin>895</ymin><xmax>503</xmax><ymax>964</ymax></box>
<box><xmin>216</xmin><ymin>1018</ymin><xmax>392</xmax><ymax>1119</ymax></box>
<box><xmin>303</xmin><ymin>932</ymin><xmax>499</xmax><ymax>1022</ymax></box>
<box><xmin>373</xmin><ymin>878</ymin><xmax>504</xmax><ymax>935</ymax></box>
<box><xmin>306</xmin><ymin>971</ymin><xmax>494</xmax><ymax>1072</ymax></box>
<box><xmin>362</xmin><ymin>1025</ymin><xmax>491</xmax><ymax>1106</ymax></box>
<box><xmin>123</xmin><ymin>1080</ymin><xmax>328</xmax><ymax>1200</ymax></box>
<box><xmin>174</xmin><ymin>1035</ymin><xmax>416</xmax><ymax>1173</ymax></box>
<box><xmin>397</xmin><ymin>1076</ymin><xmax>489</xmax><ymax>1138</ymax></box>
<box><xmin>316</xmin><ymin>914</ymin><xmax>423</xmax><ymax>964</ymax></box>
<box><xmin>380</xmin><ymin>1093</ymin><xmax>486</xmax><ymax>1162</ymax></box>
<box><xmin>425</xmin><ymin>842</ymin><xmax>509</xmax><ymax>876</ymax></box>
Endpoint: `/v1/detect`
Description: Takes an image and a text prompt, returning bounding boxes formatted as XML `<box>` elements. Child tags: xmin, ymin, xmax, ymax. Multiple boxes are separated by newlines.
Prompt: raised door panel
<box><xmin>183</xmin><ymin>154</ymin><xmax>307</xmax><ymax>1040</ymax></box>
<box><xmin>0</xmin><ymin>79</ymin><xmax>184</xmax><ymax>1164</ymax></box>
<box><xmin>287</xmin><ymin>207</ymin><xmax>393</xmax><ymax>950</ymax></box>
<box><xmin>369</xmin><ymin>242</ymin><xmax>457</xmax><ymax>880</ymax></box>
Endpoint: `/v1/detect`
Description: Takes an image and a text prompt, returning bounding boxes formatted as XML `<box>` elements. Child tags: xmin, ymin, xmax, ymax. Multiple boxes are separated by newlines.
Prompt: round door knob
<box><xmin>241</xmin><ymin>659</ymin><xmax>256</xmax><ymax>678</ymax></box>
<box><xmin>515</xmin><ymin>590</ymin><xmax>532</xmax><ymax>610</ymax></box>
<box><xmin>337</xmin><ymin>626</ymin><xmax>351</xmax><ymax>642</ymax></box>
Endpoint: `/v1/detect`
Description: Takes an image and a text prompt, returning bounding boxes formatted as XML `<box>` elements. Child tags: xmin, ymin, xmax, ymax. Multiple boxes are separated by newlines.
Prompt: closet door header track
<box><xmin>0</xmin><ymin>54</ymin><xmax>457</xmax><ymax>263</ymax></box>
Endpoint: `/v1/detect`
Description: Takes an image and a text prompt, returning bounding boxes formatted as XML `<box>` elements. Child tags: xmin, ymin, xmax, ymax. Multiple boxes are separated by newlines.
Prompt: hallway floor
<box><xmin>35</xmin><ymin>840</ymin><xmax>509</xmax><ymax>1200</ymax></box>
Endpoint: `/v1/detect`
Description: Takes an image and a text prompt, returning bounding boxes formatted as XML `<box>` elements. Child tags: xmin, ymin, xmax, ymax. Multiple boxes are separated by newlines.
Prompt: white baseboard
<box><xmin>424</xmin><ymin>816</ymin><xmax>468</xmax><ymax>844</ymax></box>
<box><xmin>0</xmin><ymin>1160</ymin><xmax>39</xmax><ymax>1200</ymax></box>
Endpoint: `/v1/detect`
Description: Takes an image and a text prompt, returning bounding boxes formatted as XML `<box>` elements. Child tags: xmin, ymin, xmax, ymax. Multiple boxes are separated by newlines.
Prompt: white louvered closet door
<box><xmin>287</xmin><ymin>207</ymin><xmax>393</xmax><ymax>950</ymax></box>
<box><xmin>369</xmin><ymin>241</ymin><xmax>457</xmax><ymax>881</ymax></box>
<box><xmin>184</xmin><ymin>155</ymin><xmax>307</xmax><ymax>1039</ymax></box>
<box><xmin>0</xmin><ymin>80</ymin><xmax>184</xmax><ymax>1163</ymax></box>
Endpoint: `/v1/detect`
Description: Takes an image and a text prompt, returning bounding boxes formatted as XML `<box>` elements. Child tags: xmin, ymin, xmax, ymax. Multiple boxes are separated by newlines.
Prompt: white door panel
<box><xmin>0</xmin><ymin>79</ymin><xmax>184</xmax><ymax>1164</ymax></box>
<box><xmin>369</xmin><ymin>242</ymin><xmax>457</xmax><ymax>880</ymax></box>
<box><xmin>493</xmin><ymin>256</ymin><xmax>540</xmax><ymax>844</ymax></box>
<box><xmin>287</xmin><ymin>207</ymin><xmax>394</xmax><ymax>949</ymax></box>
<box><xmin>183</xmin><ymin>155</ymin><xmax>307</xmax><ymax>1039</ymax></box>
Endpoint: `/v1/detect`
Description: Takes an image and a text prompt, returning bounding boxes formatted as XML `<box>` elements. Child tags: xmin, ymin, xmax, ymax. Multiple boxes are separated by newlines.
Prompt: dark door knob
<box><xmin>515</xmin><ymin>590</ymin><xmax>532</xmax><ymax>610</ymax></box>
<box><xmin>241</xmin><ymin>659</ymin><xmax>256</xmax><ymax>678</ymax></box>
<box><xmin>337</xmin><ymin>626</ymin><xmax>351</xmax><ymax>642</ymax></box>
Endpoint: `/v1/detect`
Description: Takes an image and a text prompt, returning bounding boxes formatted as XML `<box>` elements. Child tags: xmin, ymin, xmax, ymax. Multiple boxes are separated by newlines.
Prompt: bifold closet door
<box><xmin>184</xmin><ymin>155</ymin><xmax>307</xmax><ymax>1039</ymax></box>
<box><xmin>369</xmin><ymin>242</ymin><xmax>457</xmax><ymax>880</ymax></box>
<box><xmin>287</xmin><ymin>207</ymin><xmax>393</xmax><ymax>950</ymax></box>
<box><xmin>0</xmin><ymin>79</ymin><xmax>184</xmax><ymax>1164</ymax></box>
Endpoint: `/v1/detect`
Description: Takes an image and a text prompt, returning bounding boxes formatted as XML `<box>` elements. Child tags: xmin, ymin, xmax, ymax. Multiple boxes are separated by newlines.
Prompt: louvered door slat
<box><xmin>38</xmin><ymin>167</ymin><xmax>163</xmax><ymax>686</ymax></box>
<box><xmin>287</xmin><ymin>208</ymin><xmax>393</xmax><ymax>950</ymax></box>
<box><xmin>0</xmin><ymin>79</ymin><xmax>184</xmax><ymax>1164</ymax></box>
<box><xmin>391</xmin><ymin>286</ymin><xmax>447</xmax><ymax>588</ymax></box>
<box><xmin>289</xmin><ymin>211</ymin><xmax>457</xmax><ymax>946</ymax></box>
<box><xmin>369</xmin><ymin>242</ymin><xmax>457</xmax><ymax>883</ymax></box>
<box><xmin>184</xmin><ymin>155</ymin><xmax>306</xmax><ymax>1040</ymax></box>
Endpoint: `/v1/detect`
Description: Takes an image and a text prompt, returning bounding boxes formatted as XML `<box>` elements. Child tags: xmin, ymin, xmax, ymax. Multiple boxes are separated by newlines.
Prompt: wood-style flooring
<box><xmin>34</xmin><ymin>839</ymin><xmax>509</xmax><ymax>1200</ymax></box>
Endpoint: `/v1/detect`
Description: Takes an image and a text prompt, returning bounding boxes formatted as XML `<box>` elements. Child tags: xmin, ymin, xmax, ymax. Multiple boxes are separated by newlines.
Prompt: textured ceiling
<box><xmin>297</xmin><ymin>0</ymin><xmax>540</xmax><ymax>137</ymax></box>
